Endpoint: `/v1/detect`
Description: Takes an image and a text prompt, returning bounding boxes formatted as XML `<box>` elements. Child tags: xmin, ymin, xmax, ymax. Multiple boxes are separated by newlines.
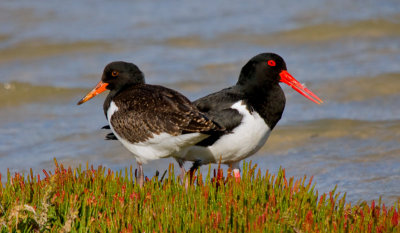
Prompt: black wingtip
<box><xmin>101</xmin><ymin>125</ymin><xmax>111</xmax><ymax>129</ymax></box>
<box><xmin>105</xmin><ymin>132</ymin><xmax>118</xmax><ymax>140</ymax></box>
<box><xmin>212</xmin><ymin>120</ymin><xmax>226</xmax><ymax>132</ymax></box>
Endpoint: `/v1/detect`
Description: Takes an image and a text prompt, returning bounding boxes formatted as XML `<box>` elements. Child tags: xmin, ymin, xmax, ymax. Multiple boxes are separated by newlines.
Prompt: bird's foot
<box><xmin>233</xmin><ymin>168</ymin><xmax>241</xmax><ymax>182</ymax></box>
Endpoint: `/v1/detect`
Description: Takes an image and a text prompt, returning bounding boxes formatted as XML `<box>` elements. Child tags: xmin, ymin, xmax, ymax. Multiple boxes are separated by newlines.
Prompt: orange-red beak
<box><xmin>77</xmin><ymin>81</ymin><xmax>108</xmax><ymax>105</ymax></box>
<box><xmin>279</xmin><ymin>70</ymin><xmax>323</xmax><ymax>104</ymax></box>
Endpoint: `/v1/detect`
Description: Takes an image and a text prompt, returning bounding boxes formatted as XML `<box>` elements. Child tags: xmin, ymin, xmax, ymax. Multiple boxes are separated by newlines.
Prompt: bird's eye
<box><xmin>111</xmin><ymin>71</ymin><xmax>119</xmax><ymax>77</ymax></box>
<box><xmin>267</xmin><ymin>60</ymin><xmax>276</xmax><ymax>67</ymax></box>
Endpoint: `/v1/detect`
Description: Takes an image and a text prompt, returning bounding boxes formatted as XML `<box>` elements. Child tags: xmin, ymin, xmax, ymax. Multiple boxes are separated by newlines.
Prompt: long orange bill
<box><xmin>77</xmin><ymin>81</ymin><xmax>108</xmax><ymax>105</ymax></box>
<box><xmin>279</xmin><ymin>70</ymin><xmax>323</xmax><ymax>104</ymax></box>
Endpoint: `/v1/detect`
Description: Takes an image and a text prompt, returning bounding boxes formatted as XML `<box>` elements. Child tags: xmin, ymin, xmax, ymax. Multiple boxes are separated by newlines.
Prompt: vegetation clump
<box><xmin>0</xmin><ymin>160</ymin><xmax>398</xmax><ymax>232</ymax></box>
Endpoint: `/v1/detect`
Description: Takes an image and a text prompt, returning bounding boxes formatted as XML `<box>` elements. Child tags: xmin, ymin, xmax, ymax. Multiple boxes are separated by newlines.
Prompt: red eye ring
<box><xmin>267</xmin><ymin>60</ymin><xmax>276</xmax><ymax>66</ymax></box>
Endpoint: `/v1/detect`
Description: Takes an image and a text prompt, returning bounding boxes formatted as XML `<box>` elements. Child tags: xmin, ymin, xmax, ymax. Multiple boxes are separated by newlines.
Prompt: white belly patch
<box><xmin>177</xmin><ymin>100</ymin><xmax>271</xmax><ymax>164</ymax></box>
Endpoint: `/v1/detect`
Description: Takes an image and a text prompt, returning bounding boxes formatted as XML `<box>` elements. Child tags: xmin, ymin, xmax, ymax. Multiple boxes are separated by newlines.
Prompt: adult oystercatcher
<box><xmin>77</xmin><ymin>61</ymin><xmax>223</xmax><ymax>186</ymax></box>
<box><xmin>174</xmin><ymin>53</ymin><xmax>323</xmax><ymax>179</ymax></box>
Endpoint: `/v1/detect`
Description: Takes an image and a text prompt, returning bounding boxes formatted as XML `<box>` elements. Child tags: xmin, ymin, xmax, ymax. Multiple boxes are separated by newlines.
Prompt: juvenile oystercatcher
<box><xmin>77</xmin><ymin>61</ymin><xmax>223</xmax><ymax>186</ymax></box>
<box><xmin>174</xmin><ymin>53</ymin><xmax>323</xmax><ymax>179</ymax></box>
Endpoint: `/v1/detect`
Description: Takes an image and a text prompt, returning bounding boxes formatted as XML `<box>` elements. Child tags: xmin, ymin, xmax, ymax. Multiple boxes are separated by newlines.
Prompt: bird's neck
<box><xmin>241</xmin><ymin>84</ymin><xmax>286</xmax><ymax>130</ymax></box>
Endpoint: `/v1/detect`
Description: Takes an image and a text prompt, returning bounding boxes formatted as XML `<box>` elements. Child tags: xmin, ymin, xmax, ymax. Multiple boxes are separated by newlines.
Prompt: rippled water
<box><xmin>0</xmin><ymin>0</ymin><xmax>399</xmax><ymax>204</ymax></box>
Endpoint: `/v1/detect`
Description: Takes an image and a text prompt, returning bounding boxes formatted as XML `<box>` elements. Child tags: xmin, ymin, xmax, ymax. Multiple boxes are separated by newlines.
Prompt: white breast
<box><xmin>107</xmin><ymin>101</ymin><xmax>119</xmax><ymax>121</ymax></box>
<box><xmin>107</xmin><ymin>101</ymin><xmax>209</xmax><ymax>164</ymax></box>
<box><xmin>176</xmin><ymin>100</ymin><xmax>271</xmax><ymax>164</ymax></box>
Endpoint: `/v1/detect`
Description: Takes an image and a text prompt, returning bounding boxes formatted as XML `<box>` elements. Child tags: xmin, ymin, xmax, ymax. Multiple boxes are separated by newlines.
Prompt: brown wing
<box><xmin>109</xmin><ymin>84</ymin><xmax>223</xmax><ymax>144</ymax></box>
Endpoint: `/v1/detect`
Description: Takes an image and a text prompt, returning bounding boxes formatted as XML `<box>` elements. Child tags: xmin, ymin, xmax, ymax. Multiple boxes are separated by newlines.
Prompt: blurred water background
<box><xmin>0</xmin><ymin>0</ymin><xmax>399</xmax><ymax>204</ymax></box>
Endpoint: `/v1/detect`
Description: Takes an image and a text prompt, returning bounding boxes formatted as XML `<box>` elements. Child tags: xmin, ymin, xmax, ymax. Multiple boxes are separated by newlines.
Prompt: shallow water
<box><xmin>0</xmin><ymin>0</ymin><xmax>400</xmax><ymax>204</ymax></box>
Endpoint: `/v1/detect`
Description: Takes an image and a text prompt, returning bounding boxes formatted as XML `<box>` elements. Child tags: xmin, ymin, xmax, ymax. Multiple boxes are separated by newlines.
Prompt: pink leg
<box><xmin>180</xmin><ymin>166</ymin><xmax>186</xmax><ymax>184</ymax></box>
<box><xmin>137</xmin><ymin>162</ymin><xmax>144</xmax><ymax>187</ymax></box>
<box><xmin>176</xmin><ymin>159</ymin><xmax>186</xmax><ymax>184</ymax></box>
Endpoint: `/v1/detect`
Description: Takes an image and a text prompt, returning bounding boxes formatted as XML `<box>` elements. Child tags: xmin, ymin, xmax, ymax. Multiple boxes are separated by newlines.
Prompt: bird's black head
<box><xmin>77</xmin><ymin>61</ymin><xmax>145</xmax><ymax>105</ymax></box>
<box><xmin>102</xmin><ymin>61</ymin><xmax>145</xmax><ymax>91</ymax></box>
<box><xmin>237</xmin><ymin>53</ymin><xmax>323</xmax><ymax>104</ymax></box>
<box><xmin>237</xmin><ymin>53</ymin><xmax>287</xmax><ymax>88</ymax></box>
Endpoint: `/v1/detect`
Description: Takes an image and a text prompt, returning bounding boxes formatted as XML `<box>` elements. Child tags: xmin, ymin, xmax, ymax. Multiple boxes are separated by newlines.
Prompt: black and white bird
<box><xmin>173</xmin><ymin>53</ymin><xmax>323</xmax><ymax>179</ymax></box>
<box><xmin>77</xmin><ymin>61</ymin><xmax>224</xmax><ymax>186</ymax></box>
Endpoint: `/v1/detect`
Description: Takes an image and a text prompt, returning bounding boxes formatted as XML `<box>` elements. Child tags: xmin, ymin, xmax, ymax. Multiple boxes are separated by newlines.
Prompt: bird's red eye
<box><xmin>111</xmin><ymin>71</ymin><xmax>119</xmax><ymax>77</ymax></box>
<box><xmin>267</xmin><ymin>60</ymin><xmax>276</xmax><ymax>67</ymax></box>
